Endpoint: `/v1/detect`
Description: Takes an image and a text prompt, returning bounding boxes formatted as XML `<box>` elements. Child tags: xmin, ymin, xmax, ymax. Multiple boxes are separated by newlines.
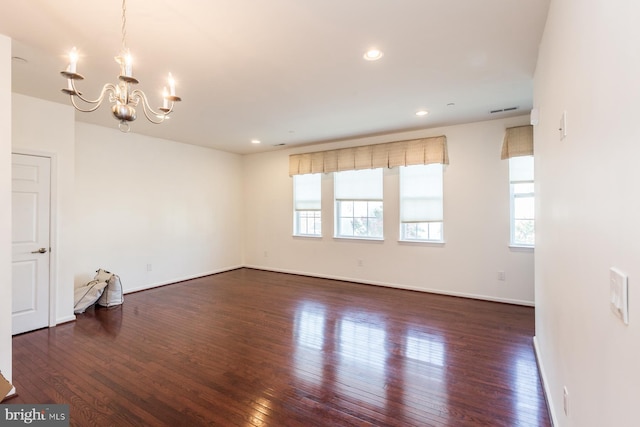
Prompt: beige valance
<box><xmin>289</xmin><ymin>135</ymin><xmax>448</xmax><ymax>176</ymax></box>
<box><xmin>501</xmin><ymin>125</ymin><xmax>533</xmax><ymax>160</ymax></box>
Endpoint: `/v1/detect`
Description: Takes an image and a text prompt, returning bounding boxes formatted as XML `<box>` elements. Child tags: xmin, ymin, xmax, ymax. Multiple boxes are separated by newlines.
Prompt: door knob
<box><xmin>31</xmin><ymin>248</ymin><xmax>47</xmax><ymax>254</ymax></box>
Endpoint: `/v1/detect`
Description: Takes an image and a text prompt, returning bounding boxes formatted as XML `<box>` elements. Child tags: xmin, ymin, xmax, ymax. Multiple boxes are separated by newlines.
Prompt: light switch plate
<box><xmin>559</xmin><ymin>111</ymin><xmax>567</xmax><ymax>140</ymax></box>
<box><xmin>610</xmin><ymin>267</ymin><xmax>629</xmax><ymax>325</ymax></box>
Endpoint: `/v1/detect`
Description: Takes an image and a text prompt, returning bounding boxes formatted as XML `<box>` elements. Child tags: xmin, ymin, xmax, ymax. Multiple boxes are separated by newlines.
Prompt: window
<box><xmin>293</xmin><ymin>173</ymin><xmax>321</xmax><ymax>236</ymax></box>
<box><xmin>399</xmin><ymin>164</ymin><xmax>444</xmax><ymax>242</ymax></box>
<box><xmin>509</xmin><ymin>156</ymin><xmax>534</xmax><ymax>246</ymax></box>
<box><xmin>334</xmin><ymin>169</ymin><xmax>383</xmax><ymax>239</ymax></box>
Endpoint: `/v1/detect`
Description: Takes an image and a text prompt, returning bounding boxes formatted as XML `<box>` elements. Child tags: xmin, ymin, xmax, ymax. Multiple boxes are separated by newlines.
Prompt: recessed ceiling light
<box><xmin>363</xmin><ymin>49</ymin><xmax>383</xmax><ymax>61</ymax></box>
<box><xmin>251</xmin><ymin>139</ymin><xmax>261</xmax><ymax>144</ymax></box>
<box><xmin>415</xmin><ymin>110</ymin><xmax>429</xmax><ymax>116</ymax></box>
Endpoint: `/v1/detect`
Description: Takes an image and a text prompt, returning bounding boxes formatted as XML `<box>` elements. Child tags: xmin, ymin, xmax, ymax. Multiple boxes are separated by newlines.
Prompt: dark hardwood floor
<box><xmin>8</xmin><ymin>268</ymin><xmax>550</xmax><ymax>426</ymax></box>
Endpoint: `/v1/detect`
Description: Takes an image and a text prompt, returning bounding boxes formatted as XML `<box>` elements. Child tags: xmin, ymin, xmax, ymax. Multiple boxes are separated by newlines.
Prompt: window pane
<box><xmin>401</xmin><ymin>221</ymin><xmax>443</xmax><ymax>242</ymax></box>
<box><xmin>340</xmin><ymin>218</ymin><xmax>354</xmax><ymax>236</ymax></box>
<box><xmin>335</xmin><ymin>170</ymin><xmax>384</xmax><ymax>239</ymax></box>
<box><xmin>513</xmin><ymin>182</ymin><xmax>534</xmax><ymax>194</ymax></box>
<box><xmin>514</xmin><ymin>220</ymin><xmax>535</xmax><ymax>245</ymax></box>
<box><xmin>428</xmin><ymin>223</ymin><xmax>443</xmax><ymax>240</ymax></box>
<box><xmin>368</xmin><ymin>201</ymin><xmax>383</xmax><ymax>217</ymax></box>
<box><xmin>295</xmin><ymin>210</ymin><xmax>321</xmax><ymax>236</ymax></box>
<box><xmin>514</xmin><ymin>196</ymin><xmax>535</xmax><ymax>219</ymax></box>
<box><xmin>368</xmin><ymin>216</ymin><xmax>383</xmax><ymax>238</ymax></box>
<box><xmin>509</xmin><ymin>156</ymin><xmax>535</xmax><ymax>246</ymax></box>
<box><xmin>341</xmin><ymin>200</ymin><xmax>354</xmax><ymax>217</ymax></box>
<box><xmin>354</xmin><ymin>201</ymin><xmax>368</xmax><ymax>217</ymax></box>
<box><xmin>354</xmin><ymin>218</ymin><xmax>369</xmax><ymax>237</ymax></box>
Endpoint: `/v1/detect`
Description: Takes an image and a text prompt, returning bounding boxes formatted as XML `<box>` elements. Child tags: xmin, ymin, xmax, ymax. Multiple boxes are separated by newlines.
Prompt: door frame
<box><xmin>12</xmin><ymin>149</ymin><xmax>58</xmax><ymax>328</ymax></box>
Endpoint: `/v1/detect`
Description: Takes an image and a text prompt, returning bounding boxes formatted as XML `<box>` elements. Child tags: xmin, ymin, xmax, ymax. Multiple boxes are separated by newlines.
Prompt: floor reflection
<box><xmin>513</xmin><ymin>350</ymin><xmax>542</xmax><ymax>425</ymax></box>
<box><xmin>293</xmin><ymin>301</ymin><xmax>326</xmax><ymax>386</ymax></box>
<box><xmin>290</xmin><ymin>300</ymin><xmax>544</xmax><ymax>426</ymax></box>
<box><xmin>404</xmin><ymin>329</ymin><xmax>449</xmax><ymax>424</ymax></box>
<box><xmin>406</xmin><ymin>329</ymin><xmax>445</xmax><ymax>367</ymax></box>
<box><xmin>75</xmin><ymin>305</ymin><xmax>123</xmax><ymax>338</ymax></box>
<box><xmin>336</xmin><ymin>315</ymin><xmax>388</xmax><ymax>408</ymax></box>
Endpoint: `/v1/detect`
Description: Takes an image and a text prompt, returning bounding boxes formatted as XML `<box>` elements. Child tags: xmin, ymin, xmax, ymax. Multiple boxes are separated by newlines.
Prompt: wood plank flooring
<box><xmin>8</xmin><ymin>268</ymin><xmax>550</xmax><ymax>426</ymax></box>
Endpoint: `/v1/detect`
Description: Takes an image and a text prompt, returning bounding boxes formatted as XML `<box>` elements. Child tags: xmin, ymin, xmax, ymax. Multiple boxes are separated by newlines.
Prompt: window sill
<box><xmin>509</xmin><ymin>245</ymin><xmax>534</xmax><ymax>252</ymax></box>
<box><xmin>399</xmin><ymin>239</ymin><xmax>445</xmax><ymax>247</ymax></box>
<box><xmin>333</xmin><ymin>236</ymin><xmax>384</xmax><ymax>243</ymax></box>
<box><xmin>292</xmin><ymin>234</ymin><xmax>322</xmax><ymax>239</ymax></box>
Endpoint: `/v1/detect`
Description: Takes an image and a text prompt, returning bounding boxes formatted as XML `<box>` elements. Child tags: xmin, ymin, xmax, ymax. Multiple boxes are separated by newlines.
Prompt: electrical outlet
<box><xmin>146</xmin><ymin>263</ymin><xmax>152</xmax><ymax>272</ymax></box>
<box><xmin>263</xmin><ymin>251</ymin><xmax>269</xmax><ymax>258</ymax></box>
<box><xmin>497</xmin><ymin>271</ymin><xmax>506</xmax><ymax>281</ymax></box>
<box><xmin>563</xmin><ymin>386</ymin><xmax>569</xmax><ymax>416</ymax></box>
<box><xmin>357</xmin><ymin>259</ymin><xmax>363</xmax><ymax>267</ymax></box>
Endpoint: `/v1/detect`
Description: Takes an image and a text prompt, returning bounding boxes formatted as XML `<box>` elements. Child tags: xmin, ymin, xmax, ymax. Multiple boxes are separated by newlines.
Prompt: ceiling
<box><xmin>2</xmin><ymin>0</ymin><xmax>549</xmax><ymax>154</ymax></box>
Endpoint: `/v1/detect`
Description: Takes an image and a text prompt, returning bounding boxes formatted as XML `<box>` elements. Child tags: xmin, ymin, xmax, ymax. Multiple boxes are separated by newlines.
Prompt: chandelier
<box><xmin>60</xmin><ymin>0</ymin><xmax>181</xmax><ymax>132</ymax></box>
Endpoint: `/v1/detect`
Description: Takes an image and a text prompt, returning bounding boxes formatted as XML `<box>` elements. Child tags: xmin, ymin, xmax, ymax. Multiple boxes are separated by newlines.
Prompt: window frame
<box><xmin>293</xmin><ymin>173</ymin><xmax>322</xmax><ymax>237</ymax></box>
<box><xmin>509</xmin><ymin>156</ymin><xmax>535</xmax><ymax>248</ymax></box>
<box><xmin>334</xmin><ymin>169</ymin><xmax>384</xmax><ymax>240</ymax></box>
<box><xmin>399</xmin><ymin>164</ymin><xmax>444</xmax><ymax>243</ymax></box>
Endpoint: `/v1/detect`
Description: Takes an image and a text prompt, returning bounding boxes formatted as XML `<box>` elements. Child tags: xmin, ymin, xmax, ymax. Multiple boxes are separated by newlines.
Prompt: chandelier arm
<box><xmin>71</xmin><ymin>82</ymin><xmax>118</xmax><ymax>107</ymax></box>
<box><xmin>131</xmin><ymin>89</ymin><xmax>173</xmax><ymax>124</ymax></box>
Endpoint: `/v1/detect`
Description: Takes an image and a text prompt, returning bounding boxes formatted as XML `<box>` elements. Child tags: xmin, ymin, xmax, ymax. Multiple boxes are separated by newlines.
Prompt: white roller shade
<box><xmin>334</xmin><ymin>169</ymin><xmax>383</xmax><ymax>201</ymax></box>
<box><xmin>509</xmin><ymin>155</ymin><xmax>534</xmax><ymax>182</ymax></box>
<box><xmin>400</xmin><ymin>164</ymin><xmax>443</xmax><ymax>222</ymax></box>
<box><xmin>294</xmin><ymin>173</ymin><xmax>321</xmax><ymax>210</ymax></box>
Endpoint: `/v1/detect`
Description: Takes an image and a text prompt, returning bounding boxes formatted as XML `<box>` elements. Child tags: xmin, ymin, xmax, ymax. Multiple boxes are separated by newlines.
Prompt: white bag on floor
<box><xmin>95</xmin><ymin>268</ymin><xmax>124</xmax><ymax>308</ymax></box>
<box><xmin>74</xmin><ymin>280</ymin><xmax>108</xmax><ymax>314</ymax></box>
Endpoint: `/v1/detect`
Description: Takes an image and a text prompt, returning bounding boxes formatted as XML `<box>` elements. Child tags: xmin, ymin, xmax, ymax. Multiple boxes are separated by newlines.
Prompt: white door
<box><xmin>12</xmin><ymin>153</ymin><xmax>51</xmax><ymax>335</ymax></box>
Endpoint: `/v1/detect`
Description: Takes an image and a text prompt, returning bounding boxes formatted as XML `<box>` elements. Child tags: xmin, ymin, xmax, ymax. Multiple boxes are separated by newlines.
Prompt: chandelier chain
<box><xmin>121</xmin><ymin>0</ymin><xmax>127</xmax><ymax>51</ymax></box>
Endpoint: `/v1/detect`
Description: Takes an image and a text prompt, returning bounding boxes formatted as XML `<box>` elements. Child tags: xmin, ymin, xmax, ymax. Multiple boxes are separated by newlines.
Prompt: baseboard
<box><xmin>125</xmin><ymin>265</ymin><xmax>244</xmax><ymax>294</ymax></box>
<box><xmin>243</xmin><ymin>265</ymin><xmax>534</xmax><ymax>307</ymax></box>
<box><xmin>533</xmin><ymin>336</ymin><xmax>558</xmax><ymax>427</ymax></box>
<box><xmin>55</xmin><ymin>315</ymin><xmax>77</xmax><ymax>326</ymax></box>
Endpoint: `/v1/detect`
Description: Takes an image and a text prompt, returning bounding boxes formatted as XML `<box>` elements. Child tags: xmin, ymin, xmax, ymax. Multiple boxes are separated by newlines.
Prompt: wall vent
<box><xmin>490</xmin><ymin>106</ymin><xmax>519</xmax><ymax>114</ymax></box>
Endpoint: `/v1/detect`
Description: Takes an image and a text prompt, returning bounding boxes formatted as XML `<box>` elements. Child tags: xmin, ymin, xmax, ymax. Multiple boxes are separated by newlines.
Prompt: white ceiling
<box><xmin>2</xmin><ymin>0</ymin><xmax>550</xmax><ymax>154</ymax></box>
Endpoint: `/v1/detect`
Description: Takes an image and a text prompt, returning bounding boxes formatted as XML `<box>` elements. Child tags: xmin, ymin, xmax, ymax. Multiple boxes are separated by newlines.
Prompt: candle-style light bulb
<box><xmin>124</xmin><ymin>52</ymin><xmax>133</xmax><ymax>77</ymax></box>
<box><xmin>162</xmin><ymin>87</ymin><xmax>169</xmax><ymax>109</ymax></box>
<box><xmin>68</xmin><ymin>47</ymin><xmax>78</xmax><ymax>73</ymax></box>
<box><xmin>168</xmin><ymin>73</ymin><xmax>176</xmax><ymax>96</ymax></box>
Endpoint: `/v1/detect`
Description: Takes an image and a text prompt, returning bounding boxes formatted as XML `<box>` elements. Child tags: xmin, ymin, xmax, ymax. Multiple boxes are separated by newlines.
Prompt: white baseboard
<box><xmin>125</xmin><ymin>265</ymin><xmax>244</xmax><ymax>294</ymax></box>
<box><xmin>55</xmin><ymin>314</ymin><xmax>76</xmax><ymax>325</ymax></box>
<box><xmin>533</xmin><ymin>336</ymin><xmax>558</xmax><ymax>427</ymax></box>
<box><xmin>243</xmin><ymin>265</ymin><xmax>534</xmax><ymax>306</ymax></box>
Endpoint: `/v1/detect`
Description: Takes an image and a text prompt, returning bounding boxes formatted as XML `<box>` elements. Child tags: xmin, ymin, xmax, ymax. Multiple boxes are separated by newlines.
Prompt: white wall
<box><xmin>74</xmin><ymin>123</ymin><xmax>244</xmax><ymax>291</ymax></box>
<box><xmin>534</xmin><ymin>0</ymin><xmax>640</xmax><ymax>426</ymax></box>
<box><xmin>12</xmin><ymin>93</ymin><xmax>76</xmax><ymax>325</ymax></box>
<box><xmin>0</xmin><ymin>34</ymin><xmax>13</xmax><ymax>393</ymax></box>
<box><xmin>244</xmin><ymin>116</ymin><xmax>535</xmax><ymax>305</ymax></box>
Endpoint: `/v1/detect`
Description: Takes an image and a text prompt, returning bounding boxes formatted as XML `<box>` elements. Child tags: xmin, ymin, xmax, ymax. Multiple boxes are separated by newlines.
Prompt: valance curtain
<box><xmin>501</xmin><ymin>125</ymin><xmax>533</xmax><ymax>160</ymax></box>
<box><xmin>289</xmin><ymin>135</ymin><xmax>448</xmax><ymax>176</ymax></box>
